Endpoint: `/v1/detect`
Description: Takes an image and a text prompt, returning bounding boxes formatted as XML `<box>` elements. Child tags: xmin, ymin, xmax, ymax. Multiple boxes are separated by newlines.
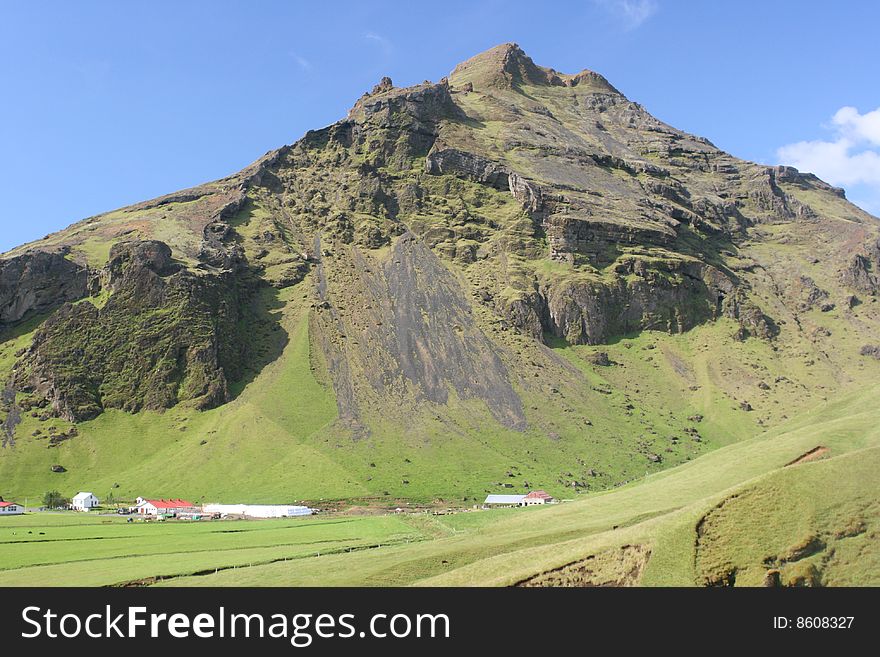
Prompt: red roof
<box><xmin>0</xmin><ymin>501</ymin><xmax>19</xmax><ymax>508</ymax></box>
<box><xmin>525</xmin><ymin>490</ymin><xmax>553</xmax><ymax>500</ymax></box>
<box><xmin>143</xmin><ymin>498</ymin><xmax>195</xmax><ymax>509</ymax></box>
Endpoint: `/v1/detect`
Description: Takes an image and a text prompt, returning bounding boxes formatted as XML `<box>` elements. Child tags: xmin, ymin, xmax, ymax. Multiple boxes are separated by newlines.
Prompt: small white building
<box><xmin>202</xmin><ymin>504</ymin><xmax>312</xmax><ymax>518</ymax></box>
<box><xmin>72</xmin><ymin>492</ymin><xmax>99</xmax><ymax>511</ymax></box>
<box><xmin>0</xmin><ymin>501</ymin><xmax>24</xmax><ymax>515</ymax></box>
<box><xmin>483</xmin><ymin>494</ymin><xmax>527</xmax><ymax>507</ymax></box>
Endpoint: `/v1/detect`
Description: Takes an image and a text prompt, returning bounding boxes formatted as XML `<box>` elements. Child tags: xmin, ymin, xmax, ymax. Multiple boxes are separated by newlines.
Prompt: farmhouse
<box><xmin>202</xmin><ymin>504</ymin><xmax>313</xmax><ymax>518</ymax></box>
<box><xmin>0</xmin><ymin>501</ymin><xmax>24</xmax><ymax>515</ymax></box>
<box><xmin>134</xmin><ymin>498</ymin><xmax>198</xmax><ymax>516</ymax></box>
<box><xmin>483</xmin><ymin>494</ymin><xmax>526</xmax><ymax>507</ymax></box>
<box><xmin>522</xmin><ymin>490</ymin><xmax>554</xmax><ymax>506</ymax></box>
<box><xmin>72</xmin><ymin>492</ymin><xmax>99</xmax><ymax>511</ymax></box>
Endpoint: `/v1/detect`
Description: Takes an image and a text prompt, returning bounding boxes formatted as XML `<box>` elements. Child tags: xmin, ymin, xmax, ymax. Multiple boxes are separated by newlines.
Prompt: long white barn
<box><xmin>203</xmin><ymin>504</ymin><xmax>312</xmax><ymax>518</ymax></box>
<box><xmin>483</xmin><ymin>494</ymin><xmax>527</xmax><ymax>506</ymax></box>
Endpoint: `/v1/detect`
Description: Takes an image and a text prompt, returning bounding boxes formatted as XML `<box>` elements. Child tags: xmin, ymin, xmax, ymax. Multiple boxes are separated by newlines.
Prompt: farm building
<box><xmin>483</xmin><ymin>494</ymin><xmax>526</xmax><ymax>507</ymax></box>
<box><xmin>202</xmin><ymin>504</ymin><xmax>312</xmax><ymax>518</ymax></box>
<box><xmin>522</xmin><ymin>490</ymin><xmax>555</xmax><ymax>506</ymax></box>
<box><xmin>134</xmin><ymin>498</ymin><xmax>198</xmax><ymax>516</ymax></box>
<box><xmin>483</xmin><ymin>491</ymin><xmax>556</xmax><ymax>508</ymax></box>
<box><xmin>72</xmin><ymin>492</ymin><xmax>99</xmax><ymax>511</ymax></box>
<box><xmin>0</xmin><ymin>501</ymin><xmax>23</xmax><ymax>515</ymax></box>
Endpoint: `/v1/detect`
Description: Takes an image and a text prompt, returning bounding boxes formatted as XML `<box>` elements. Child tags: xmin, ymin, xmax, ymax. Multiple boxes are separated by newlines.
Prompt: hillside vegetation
<box><xmin>2</xmin><ymin>43</ymin><xmax>879</xmax><ymax>520</ymax></box>
<box><xmin>1</xmin><ymin>384</ymin><xmax>876</xmax><ymax>587</ymax></box>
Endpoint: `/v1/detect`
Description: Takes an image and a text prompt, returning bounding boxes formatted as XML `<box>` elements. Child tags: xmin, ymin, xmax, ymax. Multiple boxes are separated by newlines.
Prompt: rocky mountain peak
<box><xmin>450</xmin><ymin>42</ymin><xmax>551</xmax><ymax>89</ymax></box>
<box><xmin>370</xmin><ymin>76</ymin><xmax>394</xmax><ymax>95</ymax></box>
<box><xmin>448</xmin><ymin>42</ymin><xmax>620</xmax><ymax>94</ymax></box>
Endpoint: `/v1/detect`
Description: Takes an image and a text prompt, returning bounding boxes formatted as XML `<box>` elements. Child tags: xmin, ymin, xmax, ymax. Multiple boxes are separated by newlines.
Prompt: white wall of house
<box><xmin>72</xmin><ymin>493</ymin><xmax>99</xmax><ymax>511</ymax></box>
<box><xmin>0</xmin><ymin>504</ymin><xmax>23</xmax><ymax>515</ymax></box>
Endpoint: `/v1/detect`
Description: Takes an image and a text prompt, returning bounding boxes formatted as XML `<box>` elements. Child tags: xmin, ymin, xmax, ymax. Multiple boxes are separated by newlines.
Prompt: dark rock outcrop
<box><xmin>0</xmin><ymin>250</ymin><xmax>88</xmax><ymax>326</ymax></box>
<box><xmin>842</xmin><ymin>239</ymin><xmax>880</xmax><ymax>294</ymax></box>
<box><xmin>425</xmin><ymin>147</ymin><xmax>509</xmax><ymax>189</ymax></box>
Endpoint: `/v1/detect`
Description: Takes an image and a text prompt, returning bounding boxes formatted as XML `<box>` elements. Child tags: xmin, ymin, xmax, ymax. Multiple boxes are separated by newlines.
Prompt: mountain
<box><xmin>2</xmin><ymin>43</ymin><xmax>879</xmax><ymax>505</ymax></box>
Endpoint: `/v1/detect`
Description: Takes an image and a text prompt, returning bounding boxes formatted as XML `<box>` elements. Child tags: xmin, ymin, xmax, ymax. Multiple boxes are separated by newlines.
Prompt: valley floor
<box><xmin>2</xmin><ymin>384</ymin><xmax>878</xmax><ymax>587</ymax></box>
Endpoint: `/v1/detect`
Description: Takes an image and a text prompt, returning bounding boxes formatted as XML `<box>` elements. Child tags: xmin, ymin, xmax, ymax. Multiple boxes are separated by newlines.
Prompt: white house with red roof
<box><xmin>522</xmin><ymin>490</ymin><xmax>555</xmax><ymax>506</ymax></box>
<box><xmin>134</xmin><ymin>497</ymin><xmax>198</xmax><ymax>516</ymax></box>
<box><xmin>0</xmin><ymin>501</ymin><xmax>24</xmax><ymax>515</ymax></box>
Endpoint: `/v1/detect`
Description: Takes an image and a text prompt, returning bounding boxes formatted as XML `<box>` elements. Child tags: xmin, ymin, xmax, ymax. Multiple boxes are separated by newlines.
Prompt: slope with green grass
<box><xmin>2</xmin><ymin>43</ymin><xmax>879</xmax><ymax>517</ymax></box>
<box><xmin>161</xmin><ymin>384</ymin><xmax>880</xmax><ymax>587</ymax></box>
<box><xmin>1</xmin><ymin>383</ymin><xmax>876</xmax><ymax>587</ymax></box>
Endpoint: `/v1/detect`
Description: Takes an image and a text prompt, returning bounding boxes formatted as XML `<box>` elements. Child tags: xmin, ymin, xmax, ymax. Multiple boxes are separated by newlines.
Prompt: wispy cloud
<box><xmin>777</xmin><ymin>106</ymin><xmax>880</xmax><ymax>214</ymax></box>
<box><xmin>595</xmin><ymin>0</ymin><xmax>659</xmax><ymax>30</ymax></box>
<box><xmin>363</xmin><ymin>32</ymin><xmax>393</xmax><ymax>57</ymax></box>
<box><xmin>288</xmin><ymin>52</ymin><xmax>312</xmax><ymax>72</ymax></box>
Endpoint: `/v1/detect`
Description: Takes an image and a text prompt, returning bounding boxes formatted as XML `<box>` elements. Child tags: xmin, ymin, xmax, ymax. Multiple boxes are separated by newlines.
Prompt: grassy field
<box><xmin>2</xmin><ymin>382</ymin><xmax>877</xmax><ymax>587</ymax></box>
<box><xmin>0</xmin><ymin>513</ymin><xmax>422</xmax><ymax>586</ymax></box>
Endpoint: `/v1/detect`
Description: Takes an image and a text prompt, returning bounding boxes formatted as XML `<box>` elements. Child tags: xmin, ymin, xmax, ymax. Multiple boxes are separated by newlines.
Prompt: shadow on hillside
<box><xmin>226</xmin><ymin>284</ymin><xmax>290</xmax><ymax>400</ymax></box>
<box><xmin>0</xmin><ymin>310</ymin><xmax>53</xmax><ymax>343</ymax></box>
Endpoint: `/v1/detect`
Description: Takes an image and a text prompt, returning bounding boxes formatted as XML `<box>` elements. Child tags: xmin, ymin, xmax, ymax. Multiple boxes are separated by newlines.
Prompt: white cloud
<box><xmin>777</xmin><ymin>106</ymin><xmax>880</xmax><ymax>202</ymax></box>
<box><xmin>595</xmin><ymin>0</ymin><xmax>659</xmax><ymax>30</ymax></box>
<box><xmin>288</xmin><ymin>52</ymin><xmax>312</xmax><ymax>72</ymax></box>
<box><xmin>832</xmin><ymin>106</ymin><xmax>880</xmax><ymax>145</ymax></box>
<box><xmin>363</xmin><ymin>32</ymin><xmax>393</xmax><ymax>57</ymax></box>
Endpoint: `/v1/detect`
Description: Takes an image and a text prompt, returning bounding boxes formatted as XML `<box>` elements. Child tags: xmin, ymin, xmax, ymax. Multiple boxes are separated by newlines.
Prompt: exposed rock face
<box><xmin>586</xmin><ymin>351</ymin><xmax>612</xmax><ymax>366</ymax></box>
<box><xmin>0</xmin><ymin>382</ymin><xmax>19</xmax><ymax>448</ymax></box>
<box><xmin>842</xmin><ymin>239</ymin><xmax>880</xmax><ymax>294</ymax></box>
<box><xmin>104</xmin><ymin>240</ymin><xmax>181</xmax><ymax>292</ymax></box>
<box><xmin>449</xmin><ymin>43</ymin><xmax>619</xmax><ymax>94</ymax></box>
<box><xmin>371</xmin><ymin>76</ymin><xmax>394</xmax><ymax>95</ymax></box>
<box><xmin>544</xmin><ymin>214</ymin><xmax>676</xmax><ymax>265</ymax></box>
<box><xmin>791</xmin><ymin>275</ymin><xmax>830</xmax><ymax>311</ymax></box>
<box><xmin>375</xmin><ymin>234</ymin><xmax>525</xmax><ymax>428</ymax></box>
<box><xmin>538</xmin><ymin>260</ymin><xmax>721</xmax><ymax>344</ymax></box>
<box><xmin>0</xmin><ymin>250</ymin><xmax>88</xmax><ymax>326</ymax></box>
<box><xmin>425</xmin><ymin>147</ymin><xmax>509</xmax><ymax>189</ymax></box>
<box><xmin>345</xmin><ymin>79</ymin><xmax>460</xmax><ymax>170</ymax></box>
<box><xmin>12</xmin><ymin>240</ymin><xmax>257</xmax><ymax>421</ymax></box>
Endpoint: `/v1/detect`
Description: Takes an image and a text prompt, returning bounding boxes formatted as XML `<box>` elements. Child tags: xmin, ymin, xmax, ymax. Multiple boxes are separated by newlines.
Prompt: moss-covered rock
<box><xmin>12</xmin><ymin>240</ymin><xmax>259</xmax><ymax>421</ymax></box>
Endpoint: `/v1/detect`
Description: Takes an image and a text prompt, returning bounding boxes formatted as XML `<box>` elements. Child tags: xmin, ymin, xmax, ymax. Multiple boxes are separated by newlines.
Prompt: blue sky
<box><xmin>2</xmin><ymin>1</ymin><xmax>878</xmax><ymax>252</ymax></box>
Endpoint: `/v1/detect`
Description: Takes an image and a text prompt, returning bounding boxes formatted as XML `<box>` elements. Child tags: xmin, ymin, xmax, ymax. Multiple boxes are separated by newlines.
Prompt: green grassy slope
<box><xmin>0</xmin><ymin>288</ymin><xmax>352</xmax><ymax>503</ymax></box>
<box><xmin>1</xmin><ymin>383</ymin><xmax>876</xmax><ymax>587</ymax></box>
<box><xmin>3</xmin><ymin>286</ymin><xmax>880</xmax><ymax>507</ymax></box>
<box><xmin>159</xmin><ymin>383</ymin><xmax>880</xmax><ymax>587</ymax></box>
